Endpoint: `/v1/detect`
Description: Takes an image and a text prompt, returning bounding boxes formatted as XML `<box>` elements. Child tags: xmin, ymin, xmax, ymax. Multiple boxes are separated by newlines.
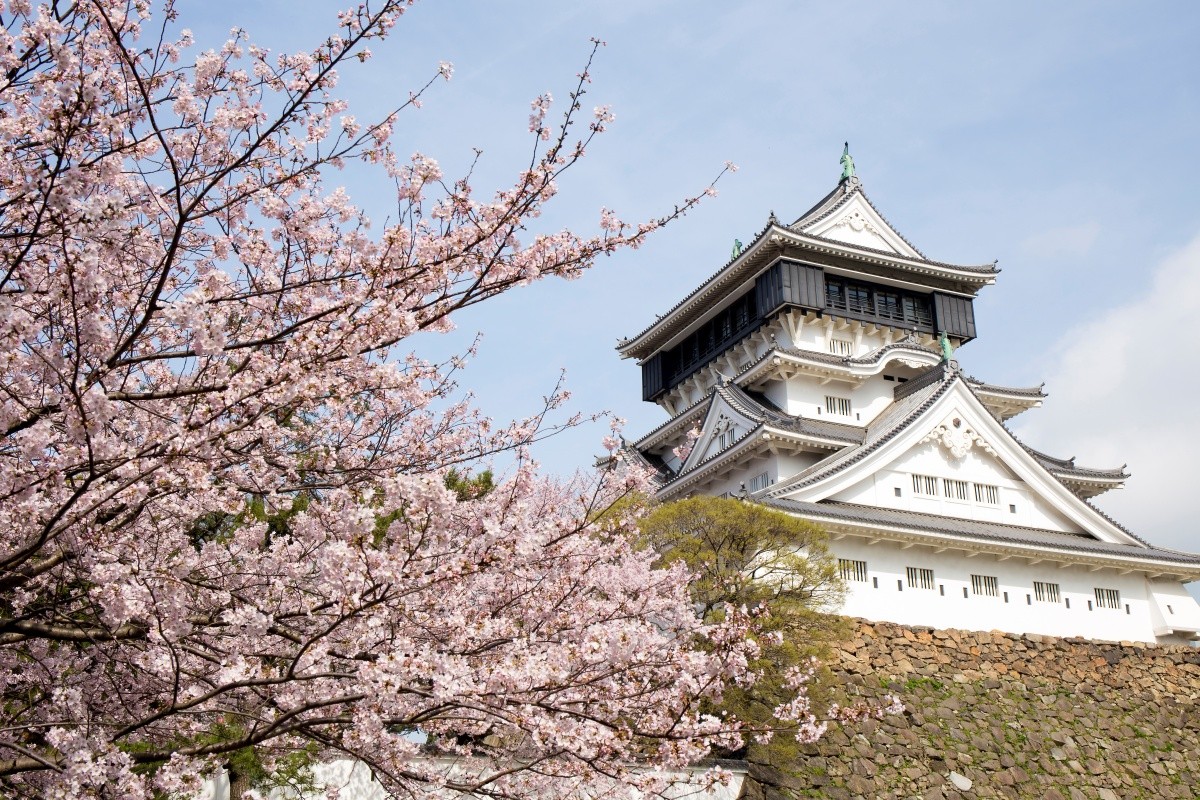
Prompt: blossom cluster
<box><xmin>0</xmin><ymin>2</ymin><xmax>871</xmax><ymax>797</ymax></box>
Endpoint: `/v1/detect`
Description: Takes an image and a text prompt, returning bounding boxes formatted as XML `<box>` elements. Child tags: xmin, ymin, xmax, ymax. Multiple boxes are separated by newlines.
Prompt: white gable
<box><xmin>777</xmin><ymin>380</ymin><xmax>1145</xmax><ymax>548</ymax></box>
<box><xmin>799</xmin><ymin>192</ymin><xmax>923</xmax><ymax>258</ymax></box>
<box><xmin>828</xmin><ymin>409</ymin><xmax>1079</xmax><ymax>533</ymax></box>
<box><xmin>679</xmin><ymin>393</ymin><xmax>760</xmax><ymax>473</ymax></box>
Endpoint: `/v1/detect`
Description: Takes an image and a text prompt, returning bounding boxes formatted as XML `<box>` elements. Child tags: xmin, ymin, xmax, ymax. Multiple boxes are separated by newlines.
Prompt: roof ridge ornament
<box><xmin>730</xmin><ymin>239</ymin><xmax>743</xmax><ymax>260</ymax></box>
<box><xmin>839</xmin><ymin>142</ymin><xmax>860</xmax><ymax>192</ymax></box>
<box><xmin>938</xmin><ymin>331</ymin><xmax>954</xmax><ymax>363</ymax></box>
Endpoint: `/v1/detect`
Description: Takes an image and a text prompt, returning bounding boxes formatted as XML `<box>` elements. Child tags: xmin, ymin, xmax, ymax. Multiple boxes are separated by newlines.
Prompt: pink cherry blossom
<box><xmin>0</xmin><ymin>3</ymin><xmax>889</xmax><ymax>797</ymax></box>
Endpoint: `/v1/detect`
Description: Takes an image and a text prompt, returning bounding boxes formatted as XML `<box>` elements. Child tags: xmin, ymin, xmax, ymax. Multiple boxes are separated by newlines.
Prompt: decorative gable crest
<box><xmin>919</xmin><ymin>416</ymin><xmax>997</xmax><ymax>461</ymax></box>
<box><xmin>798</xmin><ymin>190</ymin><xmax>924</xmax><ymax>259</ymax></box>
<box><xmin>831</xmin><ymin>208</ymin><xmax>884</xmax><ymax>240</ymax></box>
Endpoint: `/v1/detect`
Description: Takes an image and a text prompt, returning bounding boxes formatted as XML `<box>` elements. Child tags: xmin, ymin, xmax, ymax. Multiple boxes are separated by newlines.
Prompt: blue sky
<box><xmin>187</xmin><ymin>2</ymin><xmax>1200</xmax><ymax>568</ymax></box>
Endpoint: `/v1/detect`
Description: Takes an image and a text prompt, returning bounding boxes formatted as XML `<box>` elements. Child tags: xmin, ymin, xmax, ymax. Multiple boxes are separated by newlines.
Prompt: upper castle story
<box><xmin>617</xmin><ymin>154</ymin><xmax>999</xmax><ymax>422</ymax></box>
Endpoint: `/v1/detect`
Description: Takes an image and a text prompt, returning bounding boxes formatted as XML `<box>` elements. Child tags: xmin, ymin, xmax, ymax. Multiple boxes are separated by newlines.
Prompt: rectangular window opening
<box><xmin>906</xmin><ymin>567</ymin><xmax>935</xmax><ymax>591</ymax></box>
<box><xmin>944</xmin><ymin>478</ymin><xmax>969</xmax><ymax>501</ymax></box>
<box><xmin>974</xmin><ymin>483</ymin><xmax>1000</xmax><ymax>505</ymax></box>
<box><xmin>1033</xmin><ymin>581</ymin><xmax>1061</xmax><ymax>604</ymax></box>
<box><xmin>1094</xmin><ymin>587</ymin><xmax>1121</xmax><ymax>610</ymax></box>
<box><xmin>828</xmin><ymin>338</ymin><xmax>853</xmax><ymax>356</ymax></box>
<box><xmin>911</xmin><ymin>474</ymin><xmax>939</xmax><ymax>497</ymax></box>
<box><xmin>747</xmin><ymin>472</ymin><xmax>770</xmax><ymax>493</ymax></box>
<box><xmin>838</xmin><ymin>559</ymin><xmax>868</xmax><ymax>583</ymax></box>
<box><xmin>825</xmin><ymin>395</ymin><xmax>852</xmax><ymax>417</ymax></box>
<box><xmin>971</xmin><ymin>574</ymin><xmax>999</xmax><ymax>598</ymax></box>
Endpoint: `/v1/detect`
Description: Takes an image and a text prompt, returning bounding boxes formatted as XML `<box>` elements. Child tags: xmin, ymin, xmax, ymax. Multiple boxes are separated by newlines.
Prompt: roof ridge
<box><xmin>618</xmin><ymin>216</ymin><xmax>778</xmax><ymax>349</ymax></box>
<box><xmin>790</xmin><ymin>184</ymin><xmax>932</xmax><ymax>261</ymax></box>
<box><xmin>789</xmin><ymin>183</ymin><xmax>850</xmax><ymax>228</ymax></box>
<box><xmin>630</xmin><ymin>392</ymin><xmax>712</xmax><ymax>449</ymax></box>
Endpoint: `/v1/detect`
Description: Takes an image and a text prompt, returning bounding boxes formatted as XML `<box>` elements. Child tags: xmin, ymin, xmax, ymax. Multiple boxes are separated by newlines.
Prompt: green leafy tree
<box><xmin>444</xmin><ymin>468</ymin><xmax>496</xmax><ymax>500</ymax></box>
<box><xmin>639</xmin><ymin>496</ymin><xmax>848</xmax><ymax>766</ymax></box>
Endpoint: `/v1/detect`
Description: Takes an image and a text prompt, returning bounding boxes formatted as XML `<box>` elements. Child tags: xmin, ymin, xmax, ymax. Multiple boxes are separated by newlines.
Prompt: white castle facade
<box><xmin>618</xmin><ymin>162</ymin><xmax>1200</xmax><ymax>645</ymax></box>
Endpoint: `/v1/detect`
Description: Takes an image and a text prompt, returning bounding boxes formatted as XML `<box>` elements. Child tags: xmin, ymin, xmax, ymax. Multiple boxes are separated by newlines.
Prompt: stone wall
<box><xmin>742</xmin><ymin>620</ymin><xmax>1200</xmax><ymax>799</ymax></box>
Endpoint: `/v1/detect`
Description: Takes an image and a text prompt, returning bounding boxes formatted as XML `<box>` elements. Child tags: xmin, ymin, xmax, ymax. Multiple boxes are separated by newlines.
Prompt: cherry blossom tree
<box><xmin>0</xmin><ymin>2</ymin><xmax>880</xmax><ymax>797</ymax></box>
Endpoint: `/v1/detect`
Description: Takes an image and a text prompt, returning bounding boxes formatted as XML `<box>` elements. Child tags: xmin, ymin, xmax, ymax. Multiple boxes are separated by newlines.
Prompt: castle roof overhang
<box><xmin>735</xmin><ymin>341</ymin><xmax>943</xmax><ymax>389</ymax></box>
<box><xmin>631</xmin><ymin>393</ymin><xmax>710</xmax><ymax>451</ymax></box>
<box><xmin>638</xmin><ymin>382</ymin><xmax>864</xmax><ymax>499</ymax></box>
<box><xmin>763</xmin><ymin>498</ymin><xmax>1200</xmax><ymax>581</ymax></box>
<box><xmin>652</xmin><ymin>420</ymin><xmax>860</xmax><ymax>501</ymax></box>
<box><xmin>617</xmin><ymin>184</ymin><xmax>998</xmax><ymax>363</ymax></box>
<box><xmin>964</xmin><ymin>377</ymin><xmax>1046</xmax><ymax>420</ymax></box>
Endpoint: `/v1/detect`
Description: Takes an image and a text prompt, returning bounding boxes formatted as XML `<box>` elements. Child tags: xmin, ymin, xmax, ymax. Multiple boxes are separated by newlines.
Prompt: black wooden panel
<box><xmin>789</xmin><ymin>261</ymin><xmax>825</xmax><ymax>308</ymax></box>
<box><xmin>641</xmin><ymin>353</ymin><xmax>664</xmax><ymax>401</ymax></box>
<box><xmin>755</xmin><ymin>259</ymin><xmax>825</xmax><ymax>317</ymax></box>
<box><xmin>933</xmin><ymin>293</ymin><xmax>977</xmax><ymax>340</ymax></box>
<box><xmin>755</xmin><ymin>262</ymin><xmax>782</xmax><ymax>318</ymax></box>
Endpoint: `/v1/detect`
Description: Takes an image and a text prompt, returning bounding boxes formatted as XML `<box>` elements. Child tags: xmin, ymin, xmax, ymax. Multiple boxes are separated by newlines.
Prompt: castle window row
<box><xmin>824</xmin><ymin>276</ymin><xmax>934</xmax><ymax>328</ymax></box>
<box><xmin>640</xmin><ymin>259</ymin><xmax>978</xmax><ymax>402</ymax></box>
<box><xmin>908</xmin><ymin>474</ymin><xmax>1002</xmax><ymax>508</ymax></box>
<box><xmin>838</xmin><ymin>560</ymin><xmax>1126</xmax><ymax>613</ymax></box>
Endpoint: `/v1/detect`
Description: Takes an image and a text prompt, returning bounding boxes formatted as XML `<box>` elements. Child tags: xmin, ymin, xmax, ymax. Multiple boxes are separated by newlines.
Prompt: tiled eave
<box><xmin>1050</xmin><ymin>470</ymin><xmax>1127</xmax><ymax>487</ymax></box>
<box><xmin>1016</xmin><ymin>443</ymin><xmax>1129</xmax><ymax>498</ymax></box>
<box><xmin>617</xmin><ymin>219</ymin><xmax>778</xmax><ymax>362</ymax></box>
<box><xmin>965</xmin><ymin>377</ymin><xmax>1047</xmax><ymax>400</ymax></box>
<box><xmin>765</xmin><ymin>499</ymin><xmax>1200</xmax><ymax>580</ymax></box>
<box><xmin>780</xmin><ymin>229</ymin><xmax>998</xmax><ymax>281</ymax></box>
<box><xmin>631</xmin><ymin>395</ymin><xmax>710</xmax><ymax>451</ymax></box>
<box><xmin>618</xmin><ymin>224</ymin><xmax>996</xmax><ymax>362</ymax></box>
<box><xmin>654</xmin><ymin>424</ymin><xmax>854</xmax><ymax>501</ymax></box>
<box><xmin>737</xmin><ymin>342</ymin><xmax>942</xmax><ymax>388</ymax></box>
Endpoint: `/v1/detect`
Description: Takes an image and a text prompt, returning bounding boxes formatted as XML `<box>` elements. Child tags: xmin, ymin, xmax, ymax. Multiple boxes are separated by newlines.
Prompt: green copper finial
<box><xmin>938</xmin><ymin>331</ymin><xmax>954</xmax><ymax>362</ymax></box>
<box><xmin>731</xmin><ymin>239</ymin><xmax>743</xmax><ymax>259</ymax></box>
<box><xmin>840</xmin><ymin>142</ymin><xmax>855</xmax><ymax>181</ymax></box>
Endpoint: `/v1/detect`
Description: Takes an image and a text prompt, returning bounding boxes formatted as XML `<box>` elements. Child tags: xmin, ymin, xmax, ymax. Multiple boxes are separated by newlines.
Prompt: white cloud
<box><xmin>1019</xmin><ymin>220</ymin><xmax>1101</xmax><ymax>259</ymax></box>
<box><xmin>1013</xmin><ymin>231</ymin><xmax>1200</xmax><ymax>560</ymax></box>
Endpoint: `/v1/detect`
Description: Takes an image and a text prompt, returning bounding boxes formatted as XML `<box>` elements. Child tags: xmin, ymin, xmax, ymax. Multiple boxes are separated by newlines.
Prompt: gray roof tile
<box><xmin>763</xmin><ymin>498</ymin><xmax>1200</xmax><ymax>566</ymax></box>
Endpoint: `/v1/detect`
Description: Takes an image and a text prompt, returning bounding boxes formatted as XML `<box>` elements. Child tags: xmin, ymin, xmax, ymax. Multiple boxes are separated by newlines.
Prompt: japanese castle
<box><xmin>617</xmin><ymin>151</ymin><xmax>1200</xmax><ymax>644</ymax></box>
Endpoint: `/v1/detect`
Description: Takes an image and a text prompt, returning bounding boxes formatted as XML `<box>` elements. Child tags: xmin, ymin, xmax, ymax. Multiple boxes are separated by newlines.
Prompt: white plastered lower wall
<box><xmin>829</xmin><ymin>537</ymin><xmax>1200</xmax><ymax>644</ymax></box>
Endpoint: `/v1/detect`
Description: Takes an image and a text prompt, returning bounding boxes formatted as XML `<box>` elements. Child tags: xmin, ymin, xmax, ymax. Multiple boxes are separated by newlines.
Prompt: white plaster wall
<box><xmin>830</xmin><ymin>439</ymin><xmax>1079</xmax><ymax>533</ymax></box>
<box><xmin>1147</xmin><ymin>580</ymin><xmax>1200</xmax><ymax>636</ymax></box>
<box><xmin>775</xmin><ymin>374</ymin><xmax>897</xmax><ymax>426</ymax></box>
<box><xmin>776</xmin><ymin>451</ymin><xmax>825</xmax><ymax>481</ymax></box>
<box><xmin>761</xmin><ymin>380</ymin><xmax>789</xmax><ymax>414</ymax></box>
<box><xmin>696</xmin><ymin>453</ymin><xmax>774</xmax><ymax>498</ymax></box>
<box><xmin>787</xmin><ymin>320</ymin><xmax>888</xmax><ymax>357</ymax></box>
<box><xmin>830</xmin><ymin>538</ymin><xmax>1187</xmax><ymax>644</ymax></box>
